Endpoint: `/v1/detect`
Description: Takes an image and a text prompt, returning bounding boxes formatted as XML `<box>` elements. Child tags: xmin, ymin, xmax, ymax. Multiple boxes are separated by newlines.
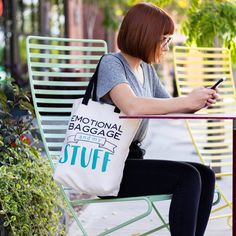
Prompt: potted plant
<box><xmin>0</xmin><ymin>78</ymin><xmax>66</xmax><ymax>235</ymax></box>
<box><xmin>182</xmin><ymin>0</ymin><xmax>236</xmax><ymax>64</ymax></box>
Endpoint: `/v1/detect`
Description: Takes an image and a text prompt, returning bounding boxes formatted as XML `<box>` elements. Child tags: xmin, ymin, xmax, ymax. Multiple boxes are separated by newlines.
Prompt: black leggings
<box><xmin>116</xmin><ymin>159</ymin><xmax>215</xmax><ymax>236</ymax></box>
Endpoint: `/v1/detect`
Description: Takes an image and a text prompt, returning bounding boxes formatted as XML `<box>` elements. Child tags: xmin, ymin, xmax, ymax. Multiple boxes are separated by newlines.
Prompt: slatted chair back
<box><xmin>27</xmin><ymin>36</ymin><xmax>107</xmax><ymax>170</ymax></box>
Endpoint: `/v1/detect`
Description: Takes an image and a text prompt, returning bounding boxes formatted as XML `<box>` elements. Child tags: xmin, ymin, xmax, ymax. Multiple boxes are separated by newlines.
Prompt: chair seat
<box><xmin>147</xmin><ymin>194</ymin><xmax>172</xmax><ymax>202</ymax></box>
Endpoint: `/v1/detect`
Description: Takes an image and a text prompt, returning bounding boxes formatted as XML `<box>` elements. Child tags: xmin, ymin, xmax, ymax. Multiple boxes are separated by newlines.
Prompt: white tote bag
<box><xmin>54</xmin><ymin>56</ymin><xmax>140</xmax><ymax>196</ymax></box>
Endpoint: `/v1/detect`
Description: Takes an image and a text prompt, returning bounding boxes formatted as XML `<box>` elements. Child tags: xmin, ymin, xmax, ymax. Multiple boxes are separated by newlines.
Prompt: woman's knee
<box><xmin>188</xmin><ymin>162</ymin><xmax>216</xmax><ymax>186</ymax></box>
<box><xmin>203</xmin><ymin>165</ymin><xmax>215</xmax><ymax>185</ymax></box>
<box><xmin>181</xmin><ymin>164</ymin><xmax>202</xmax><ymax>191</ymax></box>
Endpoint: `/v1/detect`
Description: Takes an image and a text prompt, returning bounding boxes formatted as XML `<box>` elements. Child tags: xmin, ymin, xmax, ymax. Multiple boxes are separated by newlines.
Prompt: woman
<box><xmin>97</xmin><ymin>3</ymin><xmax>217</xmax><ymax>236</ymax></box>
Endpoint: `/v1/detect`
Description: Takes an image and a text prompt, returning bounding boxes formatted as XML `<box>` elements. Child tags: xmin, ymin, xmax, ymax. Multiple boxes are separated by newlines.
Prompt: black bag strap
<box><xmin>82</xmin><ymin>54</ymin><xmax>128</xmax><ymax>114</ymax></box>
<box><xmin>82</xmin><ymin>55</ymin><xmax>105</xmax><ymax>105</ymax></box>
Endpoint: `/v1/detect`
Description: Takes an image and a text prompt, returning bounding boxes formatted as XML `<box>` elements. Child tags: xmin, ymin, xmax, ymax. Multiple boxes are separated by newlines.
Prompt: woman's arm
<box><xmin>109</xmin><ymin>83</ymin><xmax>218</xmax><ymax>115</ymax></box>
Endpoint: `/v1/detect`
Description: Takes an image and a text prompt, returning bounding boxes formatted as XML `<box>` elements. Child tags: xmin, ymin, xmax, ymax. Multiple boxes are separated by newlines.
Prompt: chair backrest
<box><xmin>173</xmin><ymin>46</ymin><xmax>236</xmax><ymax>176</ymax></box>
<box><xmin>26</xmin><ymin>36</ymin><xmax>107</xmax><ymax>170</ymax></box>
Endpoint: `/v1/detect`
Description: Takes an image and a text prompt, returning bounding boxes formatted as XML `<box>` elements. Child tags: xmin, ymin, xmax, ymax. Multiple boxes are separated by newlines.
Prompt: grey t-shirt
<box><xmin>96</xmin><ymin>52</ymin><xmax>170</xmax><ymax>142</ymax></box>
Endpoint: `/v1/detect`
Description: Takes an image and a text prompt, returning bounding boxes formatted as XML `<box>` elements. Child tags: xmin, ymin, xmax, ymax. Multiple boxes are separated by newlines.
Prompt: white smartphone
<box><xmin>210</xmin><ymin>77</ymin><xmax>226</xmax><ymax>89</ymax></box>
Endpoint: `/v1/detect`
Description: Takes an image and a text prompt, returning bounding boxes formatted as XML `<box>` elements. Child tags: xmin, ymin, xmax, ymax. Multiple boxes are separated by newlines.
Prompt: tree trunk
<box><xmin>64</xmin><ymin>0</ymin><xmax>69</xmax><ymax>38</ymax></box>
<box><xmin>38</xmin><ymin>0</ymin><xmax>50</xmax><ymax>36</ymax></box>
<box><xmin>7</xmin><ymin>0</ymin><xmax>21</xmax><ymax>83</ymax></box>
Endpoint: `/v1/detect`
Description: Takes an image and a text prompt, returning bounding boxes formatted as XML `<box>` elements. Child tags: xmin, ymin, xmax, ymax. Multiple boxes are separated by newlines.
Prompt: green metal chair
<box><xmin>26</xmin><ymin>35</ymin><xmax>171</xmax><ymax>236</ymax></box>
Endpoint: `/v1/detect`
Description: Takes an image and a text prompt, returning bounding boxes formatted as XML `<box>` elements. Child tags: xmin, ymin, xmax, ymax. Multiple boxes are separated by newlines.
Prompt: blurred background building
<box><xmin>0</xmin><ymin>0</ymin><xmax>235</xmax><ymax>95</ymax></box>
<box><xmin>0</xmin><ymin>0</ymin><xmax>187</xmax><ymax>95</ymax></box>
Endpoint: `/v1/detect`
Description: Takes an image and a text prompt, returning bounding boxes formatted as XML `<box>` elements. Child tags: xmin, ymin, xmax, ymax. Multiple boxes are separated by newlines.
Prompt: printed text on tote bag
<box><xmin>59</xmin><ymin>115</ymin><xmax>124</xmax><ymax>173</ymax></box>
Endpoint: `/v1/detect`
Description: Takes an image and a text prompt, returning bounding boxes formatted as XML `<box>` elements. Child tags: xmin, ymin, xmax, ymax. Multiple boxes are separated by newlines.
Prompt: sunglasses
<box><xmin>161</xmin><ymin>36</ymin><xmax>172</xmax><ymax>48</ymax></box>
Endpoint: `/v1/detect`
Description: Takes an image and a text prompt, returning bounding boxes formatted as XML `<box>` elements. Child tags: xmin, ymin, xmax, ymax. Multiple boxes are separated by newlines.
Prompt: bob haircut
<box><xmin>117</xmin><ymin>3</ymin><xmax>174</xmax><ymax>63</ymax></box>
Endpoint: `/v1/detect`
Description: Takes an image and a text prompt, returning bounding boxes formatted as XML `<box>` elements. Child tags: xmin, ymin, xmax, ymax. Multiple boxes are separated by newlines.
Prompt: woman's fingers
<box><xmin>207</xmin><ymin>98</ymin><xmax>216</xmax><ymax>104</ymax></box>
<box><xmin>189</xmin><ymin>87</ymin><xmax>220</xmax><ymax>111</ymax></box>
<box><xmin>207</xmin><ymin>88</ymin><xmax>219</xmax><ymax>101</ymax></box>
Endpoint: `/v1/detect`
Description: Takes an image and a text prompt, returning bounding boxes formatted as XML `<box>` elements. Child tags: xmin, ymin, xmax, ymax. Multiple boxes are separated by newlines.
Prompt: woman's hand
<box><xmin>187</xmin><ymin>87</ymin><xmax>219</xmax><ymax>113</ymax></box>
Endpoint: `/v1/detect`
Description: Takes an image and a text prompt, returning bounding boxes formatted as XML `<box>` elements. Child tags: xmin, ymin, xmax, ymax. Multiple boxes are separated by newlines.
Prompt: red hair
<box><xmin>117</xmin><ymin>3</ymin><xmax>174</xmax><ymax>63</ymax></box>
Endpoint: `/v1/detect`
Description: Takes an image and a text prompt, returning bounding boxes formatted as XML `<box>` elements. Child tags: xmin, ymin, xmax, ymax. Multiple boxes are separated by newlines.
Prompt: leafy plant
<box><xmin>182</xmin><ymin>0</ymin><xmax>236</xmax><ymax>64</ymax></box>
<box><xmin>0</xmin><ymin>78</ymin><xmax>66</xmax><ymax>235</ymax></box>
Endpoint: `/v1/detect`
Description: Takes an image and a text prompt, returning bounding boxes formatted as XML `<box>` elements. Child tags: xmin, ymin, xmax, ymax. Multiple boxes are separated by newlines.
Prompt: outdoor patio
<box><xmin>0</xmin><ymin>0</ymin><xmax>235</xmax><ymax>235</ymax></box>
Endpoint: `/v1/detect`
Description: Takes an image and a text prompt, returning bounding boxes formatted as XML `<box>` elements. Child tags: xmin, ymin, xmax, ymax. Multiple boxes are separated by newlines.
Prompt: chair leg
<box><xmin>227</xmin><ymin>215</ymin><xmax>232</xmax><ymax>227</ymax></box>
<box><xmin>69</xmin><ymin>196</ymin><xmax>154</xmax><ymax>236</ymax></box>
<box><xmin>60</xmin><ymin>186</ymin><xmax>89</xmax><ymax>236</ymax></box>
<box><xmin>210</xmin><ymin>183</ymin><xmax>232</xmax><ymax>227</ymax></box>
<box><xmin>215</xmin><ymin>184</ymin><xmax>232</xmax><ymax>210</ymax></box>
<box><xmin>140</xmin><ymin>202</ymin><xmax>170</xmax><ymax>236</ymax></box>
<box><xmin>96</xmin><ymin>197</ymin><xmax>153</xmax><ymax>236</ymax></box>
<box><xmin>140</xmin><ymin>224</ymin><xmax>169</xmax><ymax>236</ymax></box>
<box><xmin>65</xmin><ymin>193</ymin><xmax>171</xmax><ymax>235</ymax></box>
<box><xmin>152</xmin><ymin>202</ymin><xmax>170</xmax><ymax>231</ymax></box>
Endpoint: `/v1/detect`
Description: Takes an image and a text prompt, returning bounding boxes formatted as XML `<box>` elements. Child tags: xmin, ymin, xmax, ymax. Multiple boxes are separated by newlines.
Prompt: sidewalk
<box><xmin>68</xmin><ymin>120</ymin><xmax>232</xmax><ymax>236</ymax></box>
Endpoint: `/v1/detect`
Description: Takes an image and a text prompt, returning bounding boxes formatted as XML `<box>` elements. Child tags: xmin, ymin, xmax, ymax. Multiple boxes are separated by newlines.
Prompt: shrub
<box><xmin>0</xmin><ymin>78</ymin><xmax>66</xmax><ymax>235</ymax></box>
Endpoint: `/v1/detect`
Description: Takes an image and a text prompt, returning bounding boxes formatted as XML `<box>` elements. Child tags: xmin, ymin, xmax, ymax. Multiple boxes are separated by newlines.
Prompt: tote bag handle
<box><xmin>82</xmin><ymin>54</ymin><xmax>127</xmax><ymax>113</ymax></box>
<box><xmin>82</xmin><ymin>55</ymin><xmax>105</xmax><ymax>105</ymax></box>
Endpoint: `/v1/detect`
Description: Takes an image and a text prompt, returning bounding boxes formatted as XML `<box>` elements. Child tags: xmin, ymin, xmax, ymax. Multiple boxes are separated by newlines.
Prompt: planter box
<box><xmin>0</xmin><ymin>220</ymin><xmax>11</xmax><ymax>236</ymax></box>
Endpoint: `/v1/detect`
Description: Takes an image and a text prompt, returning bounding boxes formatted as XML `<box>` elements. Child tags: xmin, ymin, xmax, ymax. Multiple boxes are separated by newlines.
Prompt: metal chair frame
<box><xmin>26</xmin><ymin>35</ymin><xmax>171</xmax><ymax>235</ymax></box>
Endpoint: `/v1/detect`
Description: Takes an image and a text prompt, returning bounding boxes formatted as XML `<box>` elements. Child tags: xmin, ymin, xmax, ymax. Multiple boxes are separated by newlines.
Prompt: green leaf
<box><xmin>0</xmin><ymin>90</ymin><xmax>8</xmax><ymax>112</ymax></box>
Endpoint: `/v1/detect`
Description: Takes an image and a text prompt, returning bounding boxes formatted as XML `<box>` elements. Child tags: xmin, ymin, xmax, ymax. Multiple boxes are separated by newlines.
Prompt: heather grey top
<box><xmin>97</xmin><ymin>52</ymin><xmax>170</xmax><ymax>142</ymax></box>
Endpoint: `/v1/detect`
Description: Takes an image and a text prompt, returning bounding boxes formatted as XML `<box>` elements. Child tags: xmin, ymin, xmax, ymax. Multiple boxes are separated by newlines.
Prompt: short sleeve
<box><xmin>150</xmin><ymin>65</ymin><xmax>171</xmax><ymax>98</ymax></box>
<box><xmin>96</xmin><ymin>54</ymin><xmax>129</xmax><ymax>102</ymax></box>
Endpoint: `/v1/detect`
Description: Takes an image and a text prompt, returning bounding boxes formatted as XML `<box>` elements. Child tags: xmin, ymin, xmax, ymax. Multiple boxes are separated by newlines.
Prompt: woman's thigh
<box><xmin>117</xmin><ymin>159</ymin><xmax>201</xmax><ymax>198</ymax></box>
